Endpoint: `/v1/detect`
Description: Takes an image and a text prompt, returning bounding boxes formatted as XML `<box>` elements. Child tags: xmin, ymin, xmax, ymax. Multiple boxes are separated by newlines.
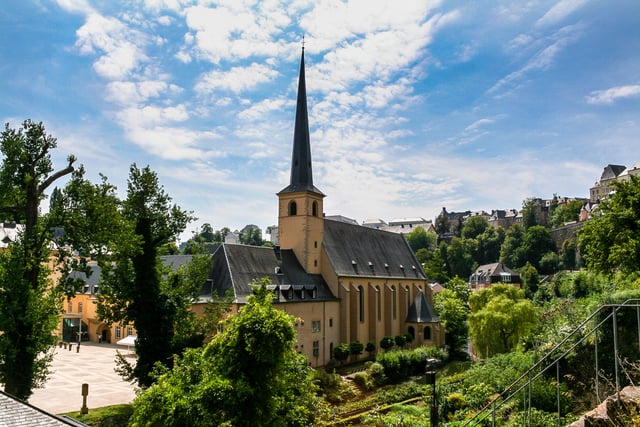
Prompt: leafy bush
<box><xmin>312</xmin><ymin>369</ymin><xmax>356</xmax><ymax>404</ymax></box>
<box><xmin>352</xmin><ymin>371</ymin><xmax>374</xmax><ymax>391</ymax></box>
<box><xmin>367</xmin><ymin>361</ymin><xmax>386</xmax><ymax>386</ymax></box>
<box><xmin>376</xmin><ymin>346</ymin><xmax>447</xmax><ymax>384</ymax></box>
<box><xmin>380</xmin><ymin>336</ymin><xmax>395</xmax><ymax>351</ymax></box>
<box><xmin>349</xmin><ymin>340</ymin><xmax>364</xmax><ymax>357</ymax></box>
<box><xmin>395</xmin><ymin>334</ymin><xmax>407</xmax><ymax>348</ymax></box>
<box><xmin>333</xmin><ymin>343</ymin><xmax>350</xmax><ymax>363</ymax></box>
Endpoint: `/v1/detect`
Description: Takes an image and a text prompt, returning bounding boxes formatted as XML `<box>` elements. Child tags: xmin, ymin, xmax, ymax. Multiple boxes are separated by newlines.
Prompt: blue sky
<box><xmin>1</xmin><ymin>0</ymin><xmax>639</xmax><ymax>243</ymax></box>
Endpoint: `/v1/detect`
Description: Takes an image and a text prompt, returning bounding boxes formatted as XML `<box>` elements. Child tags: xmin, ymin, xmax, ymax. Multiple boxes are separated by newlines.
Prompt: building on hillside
<box><xmin>362</xmin><ymin>217</ymin><xmax>435</xmax><ymax>234</ymax></box>
<box><xmin>206</xmin><ymin>49</ymin><xmax>443</xmax><ymax>367</ymax></box>
<box><xmin>618</xmin><ymin>161</ymin><xmax>640</xmax><ymax>182</ymax></box>
<box><xmin>0</xmin><ymin>222</ymin><xmax>24</xmax><ymax>248</ymax></box>
<box><xmin>487</xmin><ymin>209</ymin><xmax>518</xmax><ymax>229</ymax></box>
<box><xmin>469</xmin><ymin>263</ymin><xmax>521</xmax><ymax>291</ymax></box>
<box><xmin>589</xmin><ymin>164</ymin><xmax>626</xmax><ymax>202</ymax></box>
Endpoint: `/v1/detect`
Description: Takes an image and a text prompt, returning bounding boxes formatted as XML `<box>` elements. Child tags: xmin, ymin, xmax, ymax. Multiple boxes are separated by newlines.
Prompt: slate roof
<box><xmin>323</xmin><ymin>218</ymin><xmax>426</xmax><ymax>280</ymax></box>
<box><xmin>0</xmin><ymin>391</ymin><xmax>84</xmax><ymax>426</ymax></box>
<box><xmin>600</xmin><ymin>164</ymin><xmax>626</xmax><ymax>180</ymax></box>
<box><xmin>406</xmin><ymin>292</ymin><xmax>440</xmax><ymax>323</ymax></box>
<box><xmin>469</xmin><ymin>262</ymin><xmax>520</xmax><ymax>284</ymax></box>
<box><xmin>209</xmin><ymin>244</ymin><xmax>336</xmax><ymax>304</ymax></box>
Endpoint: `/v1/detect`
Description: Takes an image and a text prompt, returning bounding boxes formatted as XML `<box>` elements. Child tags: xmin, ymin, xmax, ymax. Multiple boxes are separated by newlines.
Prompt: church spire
<box><xmin>279</xmin><ymin>47</ymin><xmax>323</xmax><ymax>195</ymax></box>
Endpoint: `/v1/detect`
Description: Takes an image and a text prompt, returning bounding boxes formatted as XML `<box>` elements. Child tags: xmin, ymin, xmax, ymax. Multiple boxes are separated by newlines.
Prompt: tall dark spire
<box><xmin>279</xmin><ymin>47</ymin><xmax>323</xmax><ymax>195</ymax></box>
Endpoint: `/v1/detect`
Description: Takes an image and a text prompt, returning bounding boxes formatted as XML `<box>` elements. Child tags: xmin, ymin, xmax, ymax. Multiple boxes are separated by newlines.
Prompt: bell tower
<box><xmin>277</xmin><ymin>47</ymin><xmax>325</xmax><ymax>274</ymax></box>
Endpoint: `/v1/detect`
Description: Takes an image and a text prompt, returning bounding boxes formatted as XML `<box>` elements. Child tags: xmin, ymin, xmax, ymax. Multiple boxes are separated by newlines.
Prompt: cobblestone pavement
<box><xmin>29</xmin><ymin>341</ymin><xmax>137</xmax><ymax>415</ymax></box>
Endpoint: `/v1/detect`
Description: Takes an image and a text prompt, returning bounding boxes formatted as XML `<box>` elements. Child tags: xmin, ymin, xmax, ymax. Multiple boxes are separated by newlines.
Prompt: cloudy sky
<box><xmin>1</xmin><ymin>0</ymin><xmax>639</xmax><ymax>242</ymax></box>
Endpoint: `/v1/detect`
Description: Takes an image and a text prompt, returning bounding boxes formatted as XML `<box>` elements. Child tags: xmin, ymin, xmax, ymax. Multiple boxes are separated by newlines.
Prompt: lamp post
<box><xmin>425</xmin><ymin>358</ymin><xmax>441</xmax><ymax>427</ymax></box>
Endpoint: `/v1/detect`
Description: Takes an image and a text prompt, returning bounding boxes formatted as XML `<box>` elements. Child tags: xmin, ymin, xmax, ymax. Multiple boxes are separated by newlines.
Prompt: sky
<box><xmin>1</xmin><ymin>0</ymin><xmax>639</xmax><ymax>243</ymax></box>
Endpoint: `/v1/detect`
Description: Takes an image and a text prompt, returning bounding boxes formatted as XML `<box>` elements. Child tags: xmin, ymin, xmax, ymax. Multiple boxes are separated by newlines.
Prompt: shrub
<box><xmin>333</xmin><ymin>343</ymin><xmax>350</xmax><ymax>364</ymax></box>
<box><xmin>395</xmin><ymin>334</ymin><xmax>407</xmax><ymax>348</ymax></box>
<box><xmin>380</xmin><ymin>336</ymin><xmax>395</xmax><ymax>351</ymax></box>
<box><xmin>352</xmin><ymin>371</ymin><xmax>374</xmax><ymax>391</ymax></box>
<box><xmin>367</xmin><ymin>361</ymin><xmax>387</xmax><ymax>386</ymax></box>
<box><xmin>350</xmin><ymin>340</ymin><xmax>364</xmax><ymax>357</ymax></box>
<box><xmin>365</xmin><ymin>341</ymin><xmax>376</xmax><ymax>356</ymax></box>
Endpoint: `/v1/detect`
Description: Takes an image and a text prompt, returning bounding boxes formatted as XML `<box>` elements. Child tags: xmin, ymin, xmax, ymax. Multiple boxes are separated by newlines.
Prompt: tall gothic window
<box><xmin>358</xmin><ymin>285</ymin><xmax>365</xmax><ymax>323</ymax></box>
<box><xmin>312</xmin><ymin>200</ymin><xmax>318</xmax><ymax>216</ymax></box>
<box><xmin>289</xmin><ymin>200</ymin><xmax>297</xmax><ymax>216</ymax></box>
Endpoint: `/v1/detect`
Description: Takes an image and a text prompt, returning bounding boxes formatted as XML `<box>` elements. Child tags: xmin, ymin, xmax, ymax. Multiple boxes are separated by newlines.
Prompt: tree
<box><xmin>97</xmin><ymin>164</ymin><xmax>194</xmax><ymax>387</ymax></box>
<box><xmin>579</xmin><ymin>175</ymin><xmax>640</xmax><ymax>276</ymax></box>
<box><xmin>468</xmin><ymin>284</ymin><xmax>536</xmax><ymax>358</ymax></box>
<box><xmin>500</xmin><ymin>224</ymin><xmax>526</xmax><ymax>268</ymax></box>
<box><xmin>0</xmin><ymin>120</ymin><xmax>76</xmax><ymax>400</ymax></box>
<box><xmin>434</xmin><ymin>289</ymin><xmax>468</xmax><ymax>359</ymax></box>
<box><xmin>405</xmin><ymin>226</ymin><xmax>437</xmax><ymax>252</ymax></box>
<box><xmin>365</xmin><ymin>341</ymin><xmax>376</xmax><ymax>358</ymax></box>
<box><xmin>333</xmin><ymin>343</ymin><xmax>350</xmax><ymax>364</ymax></box>
<box><xmin>447</xmin><ymin>237</ymin><xmax>474</xmax><ymax>279</ymax></box>
<box><xmin>549</xmin><ymin>199</ymin><xmax>583</xmax><ymax>228</ymax></box>
<box><xmin>130</xmin><ymin>278</ymin><xmax>318</xmax><ymax>426</ymax></box>
<box><xmin>394</xmin><ymin>334</ymin><xmax>407</xmax><ymax>348</ymax></box>
<box><xmin>349</xmin><ymin>340</ymin><xmax>364</xmax><ymax>359</ymax></box>
<box><xmin>444</xmin><ymin>276</ymin><xmax>470</xmax><ymax>304</ymax></box>
<box><xmin>380</xmin><ymin>336</ymin><xmax>395</xmax><ymax>352</ymax></box>
<box><xmin>461</xmin><ymin>216</ymin><xmax>489</xmax><ymax>240</ymax></box>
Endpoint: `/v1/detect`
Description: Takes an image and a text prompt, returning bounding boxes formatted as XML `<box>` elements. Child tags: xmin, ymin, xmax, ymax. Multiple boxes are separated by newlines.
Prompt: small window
<box><xmin>329</xmin><ymin>318</ymin><xmax>333</xmax><ymax>327</ymax></box>
<box><xmin>313</xmin><ymin>340</ymin><xmax>319</xmax><ymax>357</ymax></box>
<box><xmin>115</xmin><ymin>326</ymin><xmax>121</xmax><ymax>339</ymax></box>
<box><xmin>67</xmin><ymin>301</ymin><xmax>72</xmax><ymax>313</ymax></box>
<box><xmin>314</xmin><ymin>259</ymin><xmax>318</xmax><ymax>267</ymax></box>
<box><xmin>314</xmin><ymin>241</ymin><xmax>318</xmax><ymax>248</ymax></box>
<box><xmin>127</xmin><ymin>326</ymin><xmax>133</xmax><ymax>337</ymax></box>
<box><xmin>312</xmin><ymin>320</ymin><xmax>321</xmax><ymax>332</ymax></box>
<box><xmin>312</xmin><ymin>201</ymin><xmax>318</xmax><ymax>217</ymax></box>
<box><xmin>289</xmin><ymin>200</ymin><xmax>297</xmax><ymax>216</ymax></box>
<box><xmin>78</xmin><ymin>302</ymin><xmax>83</xmax><ymax>313</ymax></box>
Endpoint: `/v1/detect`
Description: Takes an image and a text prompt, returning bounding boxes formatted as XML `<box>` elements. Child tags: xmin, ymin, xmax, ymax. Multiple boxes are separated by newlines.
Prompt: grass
<box><xmin>60</xmin><ymin>403</ymin><xmax>133</xmax><ymax>427</ymax></box>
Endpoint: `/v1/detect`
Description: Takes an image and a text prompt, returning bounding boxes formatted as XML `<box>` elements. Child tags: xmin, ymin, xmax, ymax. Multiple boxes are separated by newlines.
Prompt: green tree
<box><xmin>0</xmin><ymin>120</ymin><xmax>76</xmax><ymax>400</ymax></box>
<box><xmin>522</xmin><ymin>225</ymin><xmax>556</xmax><ymax>269</ymax></box>
<box><xmin>521</xmin><ymin>198</ymin><xmax>540</xmax><ymax>229</ymax></box>
<box><xmin>549</xmin><ymin>199</ymin><xmax>583</xmax><ymax>228</ymax></box>
<box><xmin>461</xmin><ymin>216</ymin><xmax>489</xmax><ymax>240</ymax></box>
<box><xmin>405</xmin><ymin>226</ymin><xmax>437</xmax><ymax>252</ymax></box>
<box><xmin>130</xmin><ymin>278</ymin><xmax>318</xmax><ymax>426</ymax></box>
<box><xmin>520</xmin><ymin>263</ymin><xmax>539</xmax><ymax>300</ymax></box>
<box><xmin>500</xmin><ymin>224</ymin><xmax>526</xmax><ymax>268</ymax></box>
<box><xmin>474</xmin><ymin>226</ymin><xmax>505</xmax><ymax>265</ymax></box>
<box><xmin>97</xmin><ymin>164</ymin><xmax>193</xmax><ymax>387</ymax></box>
<box><xmin>579</xmin><ymin>176</ymin><xmax>640</xmax><ymax>276</ymax></box>
<box><xmin>468</xmin><ymin>284</ymin><xmax>536</xmax><ymax>358</ymax></box>
<box><xmin>434</xmin><ymin>288</ymin><xmax>468</xmax><ymax>359</ymax></box>
<box><xmin>447</xmin><ymin>237</ymin><xmax>474</xmax><ymax>279</ymax></box>
<box><xmin>350</xmin><ymin>340</ymin><xmax>364</xmax><ymax>359</ymax></box>
<box><xmin>380</xmin><ymin>336</ymin><xmax>395</xmax><ymax>352</ymax></box>
<box><xmin>333</xmin><ymin>343</ymin><xmax>350</xmax><ymax>364</ymax></box>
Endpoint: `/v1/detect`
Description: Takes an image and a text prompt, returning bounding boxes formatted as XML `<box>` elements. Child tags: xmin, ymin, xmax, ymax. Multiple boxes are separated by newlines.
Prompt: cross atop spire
<box><xmin>278</xmin><ymin>46</ymin><xmax>324</xmax><ymax>196</ymax></box>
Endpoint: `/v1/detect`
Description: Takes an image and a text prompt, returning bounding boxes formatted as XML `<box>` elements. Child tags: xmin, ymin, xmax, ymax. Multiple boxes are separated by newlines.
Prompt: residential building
<box><xmin>589</xmin><ymin>164</ymin><xmax>626</xmax><ymax>202</ymax></box>
<box><xmin>469</xmin><ymin>263</ymin><xmax>521</xmax><ymax>291</ymax></box>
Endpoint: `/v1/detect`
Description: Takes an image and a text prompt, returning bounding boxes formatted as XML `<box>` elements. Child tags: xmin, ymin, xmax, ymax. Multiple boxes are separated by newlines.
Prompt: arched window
<box><xmin>424</xmin><ymin>326</ymin><xmax>432</xmax><ymax>340</ymax></box>
<box><xmin>358</xmin><ymin>285</ymin><xmax>365</xmax><ymax>323</ymax></box>
<box><xmin>289</xmin><ymin>200</ymin><xmax>297</xmax><ymax>216</ymax></box>
<box><xmin>408</xmin><ymin>326</ymin><xmax>415</xmax><ymax>339</ymax></box>
<box><xmin>312</xmin><ymin>200</ymin><xmax>318</xmax><ymax>216</ymax></box>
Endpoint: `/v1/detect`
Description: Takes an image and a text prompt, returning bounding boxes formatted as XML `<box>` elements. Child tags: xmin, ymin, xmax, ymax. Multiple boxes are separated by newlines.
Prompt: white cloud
<box><xmin>75</xmin><ymin>13</ymin><xmax>149</xmax><ymax>80</ymax></box>
<box><xmin>195</xmin><ymin>63</ymin><xmax>279</xmax><ymax>94</ymax></box>
<box><xmin>183</xmin><ymin>3</ymin><xmax>291</xmax><ymax>64</ymax></box>
<box><xmin>585</xmin><ymin>85</ymin><xmax>640</xmax><ymax>105</ymax></box>
<box><xmin>536</xmin><ymin>0</ymin><xmax>589</xmax><ymax>28</ymax></box>
<box><xmin>488</xmin><ymin>24</ymin><xmax>583</xmax><ymax>97</ymax></box>
<box><xmin>105</xmin><ymin>80</ymin><xmax>182</xmax><ymax>105</ymax></box>
<box><xmin>54</xmin><ymin>0</ymin><xmax>95</xmax><ymax>15</ymax></box>
<box><xmin>238</xmin><ymin>98</ymin><xmax>290</xmax><ymax>120</ymax></box>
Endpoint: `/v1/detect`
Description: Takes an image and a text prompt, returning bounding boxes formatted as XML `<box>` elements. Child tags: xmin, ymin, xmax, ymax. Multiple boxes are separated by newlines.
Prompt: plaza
<box><xmin>29</xmin><ymin>341</ymin><xmax>137</xmax><ymax>415</ymax></box>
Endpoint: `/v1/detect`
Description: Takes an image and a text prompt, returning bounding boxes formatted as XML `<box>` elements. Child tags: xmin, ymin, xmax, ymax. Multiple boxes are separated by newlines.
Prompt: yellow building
<box><xmin>208</xmin><ymin>49</ymin><xmax>443</xmax><ymax>367</ymax></box>
<box><xmin>60</xmin><ymin>262</ymin><xmax>135</xmax><ymax>345</ymax></box>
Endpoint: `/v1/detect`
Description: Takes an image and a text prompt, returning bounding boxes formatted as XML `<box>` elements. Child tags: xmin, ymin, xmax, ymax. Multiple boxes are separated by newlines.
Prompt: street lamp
<box><xmin>425</xmin><ymin>358</ymin><xmax>441</xmax><ymax>427</ymax></box>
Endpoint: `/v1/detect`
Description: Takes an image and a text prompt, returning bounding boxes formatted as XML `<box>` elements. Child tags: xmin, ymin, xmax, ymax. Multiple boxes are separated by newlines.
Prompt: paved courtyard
<box><xmin>29</xmin><ymin>341</ymin><xmax>138</xmax><ymax>415</ymax></box>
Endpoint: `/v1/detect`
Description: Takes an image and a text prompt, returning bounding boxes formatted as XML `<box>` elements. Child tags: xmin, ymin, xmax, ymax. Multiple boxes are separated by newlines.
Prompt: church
<box><xmin>206</xmin><ymin>49</ymin><xmax>443</xmax><ymax>367</ymax></box>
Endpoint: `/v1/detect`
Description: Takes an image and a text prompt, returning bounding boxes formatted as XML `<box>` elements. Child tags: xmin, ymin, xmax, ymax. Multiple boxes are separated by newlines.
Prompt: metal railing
<box><xmin>462</xmin><ymin>299</ymin><xmax>640</xmax><ymax>426</ymax></box>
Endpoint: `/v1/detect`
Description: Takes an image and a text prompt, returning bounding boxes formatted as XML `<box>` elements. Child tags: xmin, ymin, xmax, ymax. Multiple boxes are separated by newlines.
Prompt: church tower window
<box><xmin>289</xmin><ymin>200</ymin><xmax>297</xmax><ymax>216</ymax></box>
